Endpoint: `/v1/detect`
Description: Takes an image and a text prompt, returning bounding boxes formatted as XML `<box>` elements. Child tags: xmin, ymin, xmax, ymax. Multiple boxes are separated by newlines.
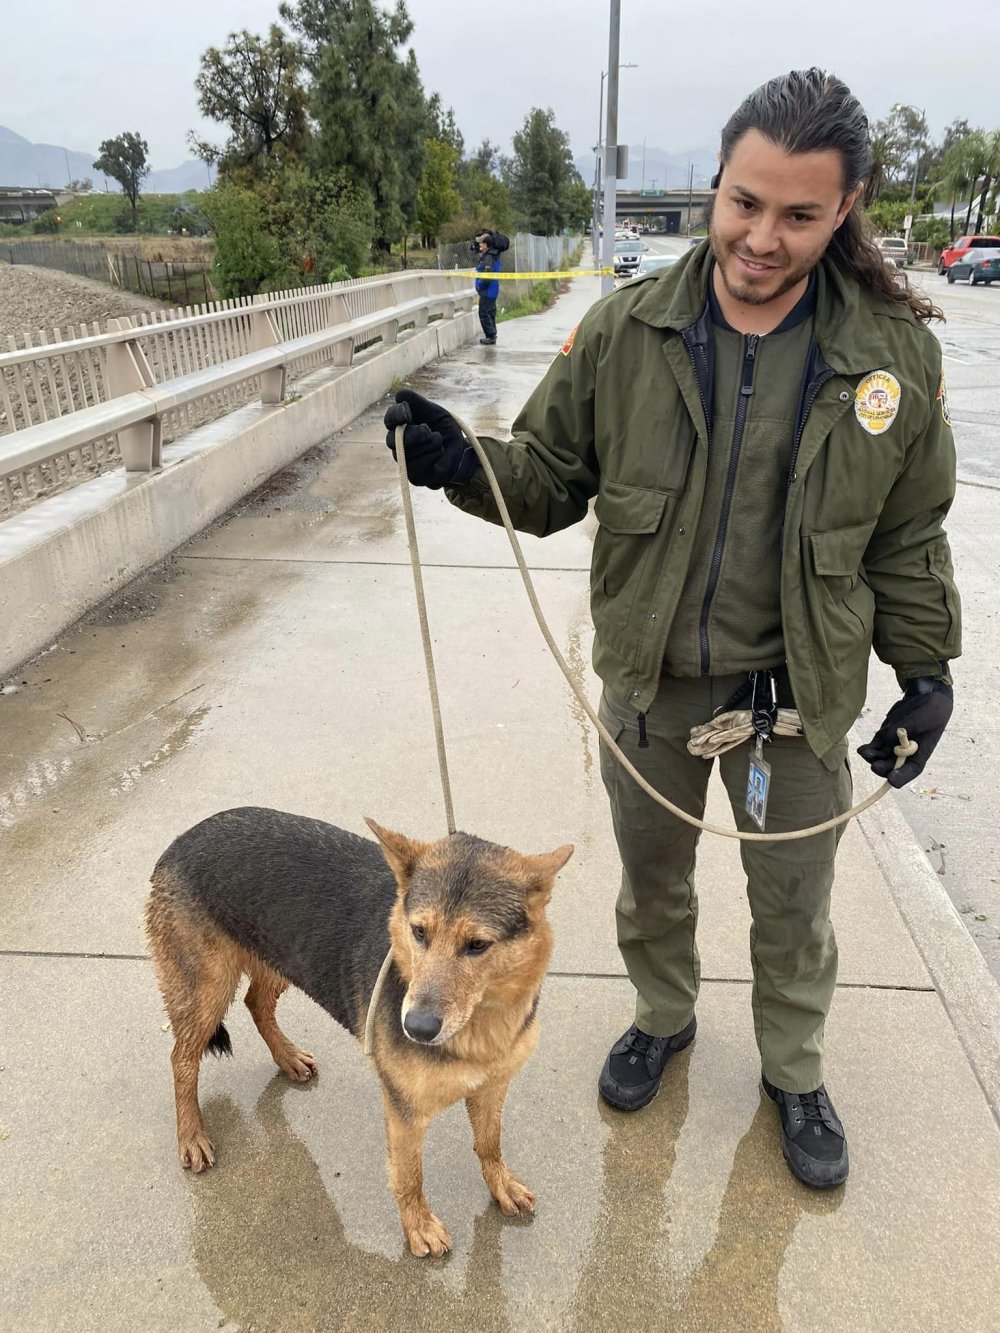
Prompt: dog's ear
<box><xmin>520</xmin><ymin>843</ymin><xmax>574</xmax><ymax>898</ymax></box>
<box><xmin>364</xmin><ymin>817</ymin><xmax>428</xmax><ymax>889</ymax></box>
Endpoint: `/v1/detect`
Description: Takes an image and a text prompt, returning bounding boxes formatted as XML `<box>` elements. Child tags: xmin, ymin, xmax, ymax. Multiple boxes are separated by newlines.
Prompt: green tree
<box><xmin>416</xmin><ymin>138</ymin><xmax>461</xmax><ymax>247</ymax></box>
<box><xmin>261</xmin><ymin>163</ymin><xmax>376</xmax><ymax>281</ymax></box>
<box><xmin>93</xmin><ymin>132</ymin><xmax>150</xmax><ymax>230</ymax></box>
<box><xmin>506</xmin><ymin>108</ymin><xmax>581</xmax><ymax>235</ymax></box>
<box><xmin>281</xmin><ymin>0</ymin><xmax>427</xmax><ymax>254</ymax></box>
<box><xmin>200</xmin><ymin>182</ymin><xmax>283</xmax><ymax>297</ymax></box>
<box><xmin>191</xmin><ymin>26</ymin><xmax>309</xmax><ymax>178</ymax></box>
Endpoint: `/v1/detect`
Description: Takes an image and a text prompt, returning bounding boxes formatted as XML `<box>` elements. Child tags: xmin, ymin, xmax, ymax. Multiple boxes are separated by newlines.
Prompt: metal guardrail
<box><xmin>0</xmin><ymin>271</ymin><xmax>475</xmax><ymax>518</ymax></box>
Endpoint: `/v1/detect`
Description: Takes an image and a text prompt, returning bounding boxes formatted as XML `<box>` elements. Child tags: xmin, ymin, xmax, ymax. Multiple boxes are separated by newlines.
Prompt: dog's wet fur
<box><xmin>144</xmin><ymin>807</ymin><xmax>572</xmax><ymax>1256</ymax></box>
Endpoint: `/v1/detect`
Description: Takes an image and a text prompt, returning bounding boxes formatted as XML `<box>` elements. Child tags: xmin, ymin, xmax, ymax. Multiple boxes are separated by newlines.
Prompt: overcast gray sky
<box><xmin>7</xmin><ymin>0</ymin><xmax>1000</xmax><ymax>169</ymax></box>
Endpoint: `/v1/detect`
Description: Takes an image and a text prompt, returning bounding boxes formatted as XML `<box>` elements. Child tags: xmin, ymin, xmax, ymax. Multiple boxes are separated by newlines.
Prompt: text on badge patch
<box><xmin>854</xmin><ymin>370</ymin><xmax>901</xmax><ymax>435</ymax></box>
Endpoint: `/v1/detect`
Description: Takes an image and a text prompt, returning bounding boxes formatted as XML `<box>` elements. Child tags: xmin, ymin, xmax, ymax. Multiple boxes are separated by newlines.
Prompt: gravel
<box><xmin>0</xmin><ymin>263</ymin><xmax>170</xmax><ymax>345</ymax></box>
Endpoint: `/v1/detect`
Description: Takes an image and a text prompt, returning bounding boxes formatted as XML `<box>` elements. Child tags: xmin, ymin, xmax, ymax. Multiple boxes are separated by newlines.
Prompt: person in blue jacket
<box><xmin>474</xmin><ymin>232</ymin><xmax>501</xmax><ymax>345</ymax></box>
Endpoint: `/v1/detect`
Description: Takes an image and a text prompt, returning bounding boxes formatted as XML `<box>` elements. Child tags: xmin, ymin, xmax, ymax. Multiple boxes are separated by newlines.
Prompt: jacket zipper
<box><xmin>697</xmin><ymin>333</ymin><xmax>759</xmax><ymax>674</ymax></box>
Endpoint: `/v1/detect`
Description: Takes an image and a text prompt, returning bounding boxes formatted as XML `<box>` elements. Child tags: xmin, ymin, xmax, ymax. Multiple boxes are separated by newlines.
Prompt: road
<box><xmin>619</xmin><ymin>239</ymin><xmax>1000</xmax><ymax>981</ymax></box>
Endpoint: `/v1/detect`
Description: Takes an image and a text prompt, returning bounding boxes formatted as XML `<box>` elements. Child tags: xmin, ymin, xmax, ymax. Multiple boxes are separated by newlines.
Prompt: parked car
<box><xmin>613</xmin><ymin>239</ymin><xmax>647</xmax><ymax>277</ymax></box>
<box><xmin>875</xmin><ymin>236</ymin><xmax>912</xmax><ymax>267</ymax></box>
<box><xmin>633</xmin><ymin>254</ymin><xmax>679</xmax><ymax>277</ymax></box>
<box><xmin>938</xmin><ymin>234</ymin><xmax>1000</xmax><ymax>274</ymax></box>
<box><xmin>946</xmin><ymin>247</ymin><xmax>1000</xmax><ymax>286</ymax></box>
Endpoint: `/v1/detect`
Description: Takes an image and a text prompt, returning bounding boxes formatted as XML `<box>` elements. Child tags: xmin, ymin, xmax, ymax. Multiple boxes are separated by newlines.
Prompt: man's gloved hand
<box><xmin>383</xmin><ymin>389</ymin><xmax>478</xmax><ymax>490</ymax></box>
<box><xmin>857</xmin><ymin>677</ymin><xmax>954</xmax><ymax>788</ymax></box>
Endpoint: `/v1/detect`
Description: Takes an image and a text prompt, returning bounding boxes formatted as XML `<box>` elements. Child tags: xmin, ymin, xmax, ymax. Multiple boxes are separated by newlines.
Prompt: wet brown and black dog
<box><xmin>144</xmin><ymin>807</ymin><xmax>573</xmax><ymax>1257</ymax></box>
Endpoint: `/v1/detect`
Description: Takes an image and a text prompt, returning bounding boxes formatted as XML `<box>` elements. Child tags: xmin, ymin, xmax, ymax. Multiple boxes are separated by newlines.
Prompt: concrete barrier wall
<box><xmin>0</xmin><ymin>313</ymin><xmax>477</xmax><ymax>679</ymax></box>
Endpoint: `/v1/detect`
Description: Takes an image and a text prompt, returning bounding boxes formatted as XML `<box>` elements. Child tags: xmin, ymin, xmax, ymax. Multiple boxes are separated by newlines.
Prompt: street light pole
<box><xmin>601</xmin><ymin>1</ymin><xmax>622</xmax><ymax>297</ymax></box>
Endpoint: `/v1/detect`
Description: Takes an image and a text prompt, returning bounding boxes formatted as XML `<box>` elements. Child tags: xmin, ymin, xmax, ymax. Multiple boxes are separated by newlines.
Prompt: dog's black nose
<box><xmin>404</xmin><ymin>1009</ymin><xmax>443</xmax><ymax>1043</ymax></box>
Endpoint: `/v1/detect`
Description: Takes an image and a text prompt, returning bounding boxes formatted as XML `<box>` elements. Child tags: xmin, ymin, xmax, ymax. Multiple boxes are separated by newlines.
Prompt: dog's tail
<box><xmin>205</xmin><ymin>1023</ymin><xmax>233</xmax><ymax>1058</ymax></box>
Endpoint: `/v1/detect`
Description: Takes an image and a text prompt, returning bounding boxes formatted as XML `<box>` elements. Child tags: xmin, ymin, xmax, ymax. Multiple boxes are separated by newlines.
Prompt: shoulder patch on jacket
<box><xmin>560</xmin><ymin>325</ymin><xmax>578</xmax><ymax>357</ymax></box>
<box><xmin>855</xmin><ymin>370</ymin><xmax>901</xmax><ymax>435</ymax></box>
<box><xmin>937</xmin><ymin>373</ymin><xmax>951</xmax><ymax>426</ymax></box>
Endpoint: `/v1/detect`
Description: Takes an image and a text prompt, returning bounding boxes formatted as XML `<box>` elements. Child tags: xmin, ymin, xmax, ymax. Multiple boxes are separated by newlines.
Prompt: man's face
<box><xmin>478</xmin><ymin>241</ymin><xmax>488</xmax><ymax>253</ymax></box>
<box><xmin>709</xmin><ymin>128</ymin><xmax>862</xmax><ymax>307</ymax></box>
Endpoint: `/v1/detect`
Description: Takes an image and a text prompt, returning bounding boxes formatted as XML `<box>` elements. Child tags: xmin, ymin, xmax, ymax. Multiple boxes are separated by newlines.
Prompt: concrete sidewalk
<box><xmin>2</xmin><ymin>260</ymin><xmax>1000</xmax><ymax>1332</ymax></box>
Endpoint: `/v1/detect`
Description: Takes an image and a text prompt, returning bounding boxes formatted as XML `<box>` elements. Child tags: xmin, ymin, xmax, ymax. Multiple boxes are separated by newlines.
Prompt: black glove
<box><xmin>857</xmin><ymin>677</ymin><xmax>953</xmax><ymax>788</ymax></box>
<box><xmin>383</xmin><ymin>389</ymin><xmax>478</xmax><ymax>490</ymax></box>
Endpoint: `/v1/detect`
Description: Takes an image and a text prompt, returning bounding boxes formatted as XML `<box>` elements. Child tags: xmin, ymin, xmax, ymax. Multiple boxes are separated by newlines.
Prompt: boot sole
<box><xmin>598</xmin><ymin>1022</ymin><xmax>697</xmax><ymax>1112</ymax></box>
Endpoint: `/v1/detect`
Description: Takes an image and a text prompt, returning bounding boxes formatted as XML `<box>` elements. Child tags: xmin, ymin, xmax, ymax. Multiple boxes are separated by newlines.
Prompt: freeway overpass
<box><xmin>601</xmin><ymin>186</ymin><xmax>716</xmax><ymax>233</ymax></box>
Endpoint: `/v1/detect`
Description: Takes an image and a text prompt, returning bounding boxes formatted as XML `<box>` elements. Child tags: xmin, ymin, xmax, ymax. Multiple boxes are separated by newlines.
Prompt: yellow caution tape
<box><xmin>453</xmin><ymin>268</ymin><xmax>615</xmax><ymax>280</ymax></box>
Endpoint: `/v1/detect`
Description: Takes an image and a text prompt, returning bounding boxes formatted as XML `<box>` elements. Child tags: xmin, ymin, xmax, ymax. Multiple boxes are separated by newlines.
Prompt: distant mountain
<box><xmin>0</xmin><ymin>125</ymin><xmax>214</xmax><ymax>194</ymax></box>
<box><xmin>574</xmin><ymin>143</ymin><xmax>717</xmax><ymax>192</ymax></box>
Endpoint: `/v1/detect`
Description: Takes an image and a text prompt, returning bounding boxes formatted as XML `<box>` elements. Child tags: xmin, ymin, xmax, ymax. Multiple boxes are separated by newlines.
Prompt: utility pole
<box><xmin>594</xmin><ymin>59</ymin><xmax>637</xmax><ymax>261</ymax></box>
<box><xmin>601</xmin><ymin>0</ymin><xmax>622</xmax><ymax>297</ymax></box>
<box><xmin>686</xmin><ymin>161</ymin><xmax>694</xmax><ymax>235</ymax></box>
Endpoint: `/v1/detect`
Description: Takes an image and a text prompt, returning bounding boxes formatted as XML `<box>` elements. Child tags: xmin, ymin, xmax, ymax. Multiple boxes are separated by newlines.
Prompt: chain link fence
<box><xmin>436</xmin><ymin>232</ymin><xmax>582</xmax><ymax>311</ymax></box>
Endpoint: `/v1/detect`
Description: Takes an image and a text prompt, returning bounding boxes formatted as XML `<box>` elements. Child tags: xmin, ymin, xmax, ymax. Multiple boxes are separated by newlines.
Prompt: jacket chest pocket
<box><xmin>593</xmin><ymin>480</ymin><xmax>677</xmax><ymax>628</ymax></box>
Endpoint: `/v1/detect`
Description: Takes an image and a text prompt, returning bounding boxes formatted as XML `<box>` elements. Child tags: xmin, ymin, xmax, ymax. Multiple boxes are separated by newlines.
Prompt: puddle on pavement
<box><xmin>190</xmin><ymin>1078</ymin><xmax>518</xmax><ymax>1332</ymax></box>
<box><xmin>182</xmin><ymin>1043</ymin><xmax>840</xmax><ymax>1332</ymax></box>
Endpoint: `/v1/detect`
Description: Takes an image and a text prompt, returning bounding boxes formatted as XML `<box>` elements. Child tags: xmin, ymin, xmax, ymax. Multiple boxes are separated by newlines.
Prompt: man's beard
<box><xmin>709</xmin><ymin>226</ymin><xmax>820</xmax><ymax>307</ymax></box>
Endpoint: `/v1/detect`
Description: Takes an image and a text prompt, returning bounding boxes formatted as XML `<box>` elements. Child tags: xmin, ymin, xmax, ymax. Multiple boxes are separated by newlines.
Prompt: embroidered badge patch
<box><xmin>560</xmin><ymin>325</ymin><xmax>578</xmax><ymax>357</ymax></box>
<box><xmin>854</xmin><ymin>371</ymin><xmax>901</xmax><ymax>435</ymax></box>
<box><xmin>937</xmin><ymin>372</ymin><xmax>952</xmax><ymax>426</ymax></box>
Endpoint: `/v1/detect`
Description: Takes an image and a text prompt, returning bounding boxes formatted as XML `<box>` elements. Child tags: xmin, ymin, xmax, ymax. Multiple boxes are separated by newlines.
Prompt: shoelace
<box><xmin>798</xmin><ymin>1090</ymin><xmax>830</xmax><ymax>1124</ymax></box>
<box><xmin>626</xmin><ymin>1027</ymin><xmax>654</xmax><ymax>1055</ymax></box>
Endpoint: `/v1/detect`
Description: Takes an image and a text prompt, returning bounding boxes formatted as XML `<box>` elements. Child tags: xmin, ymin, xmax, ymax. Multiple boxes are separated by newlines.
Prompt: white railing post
<box><xmin>327</xmin><ymin>293</ymin><xmax>354</xmax><ymax>366</ymax></box>
<box><xmin>105</xmin><ymin>318</ymin><xmax>160</xmax><ymax>471</ymax></box>
<box><xmin>249</xmin><ymin>302</ymin><xmax>286</xmax><ymax>404</ymax></box>
<box><xmin>376</xmin><ymin>283</ymin><xmax>400</xmax><ymax>345</ymax></box>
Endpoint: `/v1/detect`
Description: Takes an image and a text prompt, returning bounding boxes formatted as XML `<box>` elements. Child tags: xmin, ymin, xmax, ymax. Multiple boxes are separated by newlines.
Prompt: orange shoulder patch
<box><xmin>559</xmin><ymin>325</ymin><xmax>578</xmax><ymax>357</ymax></box>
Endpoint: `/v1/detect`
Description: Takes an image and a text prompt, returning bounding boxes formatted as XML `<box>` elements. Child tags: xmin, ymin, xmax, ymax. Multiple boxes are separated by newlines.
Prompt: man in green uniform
<box><xmin>384</xmin><ymin>69</ymin><xmax>960</xmax><ymax>1188</ymax></box>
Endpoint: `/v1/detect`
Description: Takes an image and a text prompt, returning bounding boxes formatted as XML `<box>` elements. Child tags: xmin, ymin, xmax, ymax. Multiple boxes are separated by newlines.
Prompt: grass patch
<box><xmin>497</xmin><ymin>281</ymin><xmax>559</xmax><ymax>322</ymax></box>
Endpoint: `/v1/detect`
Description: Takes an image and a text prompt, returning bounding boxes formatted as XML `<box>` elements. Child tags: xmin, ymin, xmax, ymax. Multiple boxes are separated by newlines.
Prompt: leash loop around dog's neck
<box><xmin>393</xmin><ymin>420</ymin><xmax>915</xmax><ymax>845</ymax></box>
<box><xmin>364</xmin><ymin>948</ymin><xmax>395</xmax><ymax>1058</ymax></box>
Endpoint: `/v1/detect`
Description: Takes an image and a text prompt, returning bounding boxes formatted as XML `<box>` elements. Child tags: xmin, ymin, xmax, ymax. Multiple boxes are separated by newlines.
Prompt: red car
<box><xmin>938</xmin><ymin>234</ymin><xmax>1000</xmax><ymax>273</ymax></box>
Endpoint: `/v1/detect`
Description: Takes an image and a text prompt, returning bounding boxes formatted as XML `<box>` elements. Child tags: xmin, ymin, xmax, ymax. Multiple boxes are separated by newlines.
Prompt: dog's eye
<box><xmin>411</xmin><ymin>924</ymin><xmax>427</xmax><ymax>944</ymax></box>
<box><xmin>465</xmin><ymin>939</ymin><xmax>493</xmax><ymax>955</ymax></box>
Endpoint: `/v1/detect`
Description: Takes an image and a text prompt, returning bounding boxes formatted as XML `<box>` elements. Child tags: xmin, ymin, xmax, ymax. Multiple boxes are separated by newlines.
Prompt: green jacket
<box><xmin>447</xmin><ymin>244</ymin><xmax>961</xmax><ymax>758</ymax></box>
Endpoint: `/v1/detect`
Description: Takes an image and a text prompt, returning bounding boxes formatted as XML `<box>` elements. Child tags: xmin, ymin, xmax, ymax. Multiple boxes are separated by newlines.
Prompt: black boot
<box><xmin>598</xmin><ymin>1018</ymin><xmax>696</xmax><ymax>1111</ymax></box>
<box><xmin>479</xmin><ymin>336</ymin><xmax>496</xmax><ymax>345</ymax></box>
<box><xmin>762</xmin><ymin>1076</ymin><xmax>849</xmax><ymax>1188</ymax></box>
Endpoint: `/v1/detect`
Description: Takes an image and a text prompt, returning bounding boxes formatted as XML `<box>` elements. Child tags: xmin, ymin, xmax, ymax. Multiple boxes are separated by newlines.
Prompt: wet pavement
<box><xmin>3</xmin><ymin>255</ymin><xmax>1000</xmax><ymax>1331</ymax></box>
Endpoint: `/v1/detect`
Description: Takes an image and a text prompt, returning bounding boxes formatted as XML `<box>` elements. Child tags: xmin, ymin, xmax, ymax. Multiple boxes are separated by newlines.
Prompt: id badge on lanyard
<box><xmin>745</xmin><ymin>670</ymin><xmax>777</xmax><ymax>831</ymax></box>
<box><xmin>746</xmin><ymin>734</ymin><xmax>772</xmax><ymax>831</ymax></box>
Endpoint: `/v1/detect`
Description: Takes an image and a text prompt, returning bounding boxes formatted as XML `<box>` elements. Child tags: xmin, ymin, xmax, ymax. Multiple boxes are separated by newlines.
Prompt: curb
<box><xmin>854</xmin><ymin>735</ymin><xmax>1000</xmax><ymax>1126</ymax></box>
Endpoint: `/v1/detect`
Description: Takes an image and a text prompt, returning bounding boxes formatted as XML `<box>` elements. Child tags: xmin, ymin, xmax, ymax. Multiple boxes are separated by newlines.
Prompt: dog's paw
<box><xmin>405</xmin><ymin>1211</ymin><xmax>452</xmax><ymax>1258</ymax></box>
<box><xmin>179</xmin><ymin>1133</ymin><xmax>216</xmax><ymax>1173</ymax></box>
<box><xmin>280</xmin><ymin>1047</ymin><xmax>318</xmax><ymax>1081</ymax></box>
<box><xmin>486</xmin><ymin>1164</ymin><xmax>535</xmax><ymax>1216</ymax></box>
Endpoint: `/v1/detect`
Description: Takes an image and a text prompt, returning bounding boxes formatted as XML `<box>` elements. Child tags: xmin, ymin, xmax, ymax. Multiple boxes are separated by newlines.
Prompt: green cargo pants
<box><xmin>598</xmin><ymin>674</ymin><xmax>853</xmax><ymax>1093</ymax></box>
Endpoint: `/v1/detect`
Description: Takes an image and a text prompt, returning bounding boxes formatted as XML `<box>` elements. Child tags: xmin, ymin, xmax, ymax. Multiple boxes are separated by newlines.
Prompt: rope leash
<box><xmin>392</xmin><ymin>419</ymin><xmax>916</xmax><ymax>847</ymax></box>
<box><xmin>367</xmin><ymin>418</ymin><xmax>916</xmax><ymax>1057</ymax></box>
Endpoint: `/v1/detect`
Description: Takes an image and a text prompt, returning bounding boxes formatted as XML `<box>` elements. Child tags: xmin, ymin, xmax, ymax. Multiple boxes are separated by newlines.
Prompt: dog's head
<box><xmin>365</xmin><ymin>818</ymin><xmax>573</xmax><ymax>1047</ymax></box>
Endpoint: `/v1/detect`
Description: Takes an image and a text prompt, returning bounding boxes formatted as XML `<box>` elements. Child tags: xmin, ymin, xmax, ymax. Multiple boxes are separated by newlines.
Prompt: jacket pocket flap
<box><xmin>809</xmin><ymin>521</ymin><xmax>875</xmax><ymax>576</ymax></box>
<box><xmin>594</xmin><ymin>481</ymin><xmax>672</xmax><ymax>534</ymax></box>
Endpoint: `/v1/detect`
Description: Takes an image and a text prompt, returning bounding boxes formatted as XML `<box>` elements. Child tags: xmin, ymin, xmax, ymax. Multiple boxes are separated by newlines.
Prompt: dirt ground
<box><xmin>0</xmin><ymin>263</ymin><xmax>170</xmax><ymax>344</ymax></box>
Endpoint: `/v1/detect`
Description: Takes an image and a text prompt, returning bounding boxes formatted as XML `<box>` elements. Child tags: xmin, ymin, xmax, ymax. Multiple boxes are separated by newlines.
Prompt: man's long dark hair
<box><xmin>718</xmin><ymin>69</ymin><xmax>942</xmax><ymax>324</ymax></box>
